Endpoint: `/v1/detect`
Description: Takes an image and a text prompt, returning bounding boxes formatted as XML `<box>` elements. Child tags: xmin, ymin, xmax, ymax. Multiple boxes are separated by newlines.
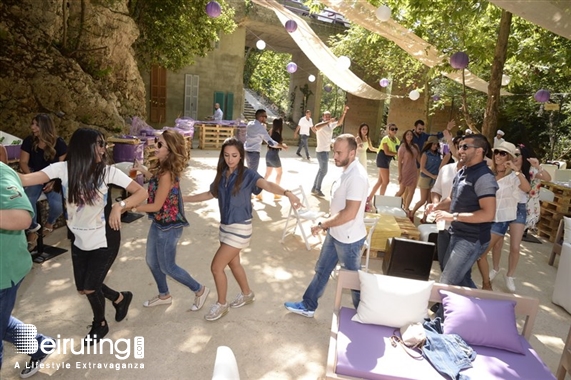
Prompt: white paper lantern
<box><xmin>256</xmin><ymin>40</ymin><xmax>266</xmax><ymax>50</ymax></box>
<box><xmin>337</xmin><ymin>55</ymin><xmax>351</xmax><ymax>70</ymax></box>
<box><xmin>308</xmin><ymin>75</ymin><xmax>316</xmax><ymax>82</ymax></box>
<box><xmin>501</xmin><ymin>74</ymin><xmax>511</xmax><ymax>86</ymax></box>
<box><xmin>375</xmin><ymin>5</ymin><xmax>391</xmax><ymax>22</ymax></box>
<box><xmin>409</xmin><ymin>90</ymin><xmax>420</xmax><ymax>101</ymax></box>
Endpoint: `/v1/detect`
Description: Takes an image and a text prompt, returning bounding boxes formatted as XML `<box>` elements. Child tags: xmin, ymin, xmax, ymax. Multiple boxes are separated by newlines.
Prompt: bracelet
<box><xmin>284</xmin><ymin>189</ymin><xmax>291</xmax><ymax>196</ymax></box>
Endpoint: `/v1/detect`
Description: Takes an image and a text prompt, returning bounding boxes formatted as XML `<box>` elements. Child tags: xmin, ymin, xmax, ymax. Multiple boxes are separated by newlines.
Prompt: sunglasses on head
<box><xmin>390</xmin><ymin>127</ymin><xmax>398</xmax><ymax>132</ymax></box>
<box><xmin>493</xmin><ymin>150</ymin><xmax>508</xmax><ymax>157</ymax></box>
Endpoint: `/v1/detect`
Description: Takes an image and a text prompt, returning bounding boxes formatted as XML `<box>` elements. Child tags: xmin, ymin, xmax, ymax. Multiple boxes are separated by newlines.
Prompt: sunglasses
<box><xmin>156</xmin><ymin>141</ymin><xmax>164</xmax><ymax>149</ymax></box>
<box><xmin>493</xmin><ymin>150</ymin><xmax>508</xmax><ymax>157</ymax></box>
<box><xmin>390</xmin><ymin>128</ymin><xmax>398</xmax><ymax>132</ymax></box>
<box><xmin>96</xmin><ymin>140</ymin><xmax>105</xmax><ymax>148</ymax></box>
<box><xmin>514</xmin><ymin>153</ymin><xmax>521</xmax><ymax>157</ymax></box>
<box><xmin>459</xmin><ymin>144</ymin><xmax>477</xmax><ymax>151</ymax></box>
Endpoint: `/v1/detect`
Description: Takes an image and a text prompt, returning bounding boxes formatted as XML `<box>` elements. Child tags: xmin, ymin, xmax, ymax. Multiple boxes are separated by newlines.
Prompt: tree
<box><xmin>128</xmin><ymin>0</ymin><xmax>236</xmax><ymax>71</ymax></box>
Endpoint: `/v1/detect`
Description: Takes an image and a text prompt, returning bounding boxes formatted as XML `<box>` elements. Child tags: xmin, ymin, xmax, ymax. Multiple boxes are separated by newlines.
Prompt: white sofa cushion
<box><xmin>553</xmin><ymin>242</ymin><xmax>571</xmax><ymax>314</ymax></box>
<box><xmin>352</xmin><ymin>270</ymin><xmax>434</xmax><ymax>328</ymax></box>
<box><xmin>376</xmin><ymin>206</ymin><xmax>407</xmax><ymax>218</ymax></box>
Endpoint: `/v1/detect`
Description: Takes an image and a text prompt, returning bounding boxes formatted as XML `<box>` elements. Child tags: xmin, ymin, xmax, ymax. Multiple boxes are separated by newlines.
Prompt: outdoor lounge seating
<box><xmin>326</xmin><ymin>270</ymin><xmax>555</xmax><ymax>380</ymax></box>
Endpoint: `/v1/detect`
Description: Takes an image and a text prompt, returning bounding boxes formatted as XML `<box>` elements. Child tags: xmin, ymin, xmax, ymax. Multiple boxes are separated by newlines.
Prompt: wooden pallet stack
<box><xmin>538</xmin><ymin>182</ymin><xmax>571</xmax><ymax>242</ymax></box>
<box><xmin>198</xmin><ymin>124</ymin><xmax>235</xmax><ymax>150</ymax></box>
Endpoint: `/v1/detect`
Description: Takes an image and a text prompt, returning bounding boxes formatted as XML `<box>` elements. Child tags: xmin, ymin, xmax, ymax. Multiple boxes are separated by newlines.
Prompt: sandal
<box><xmin>42</xmin><ymin>225</ymin><xmax>54</xmax><ymax>237</ymax></box>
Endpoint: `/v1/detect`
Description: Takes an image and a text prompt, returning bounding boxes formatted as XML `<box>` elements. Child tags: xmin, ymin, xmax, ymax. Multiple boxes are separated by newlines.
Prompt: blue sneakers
<box><xmin>284</xmin><ymin>301</ymin><xmax>315</xmax><ymax>318</ymax></box>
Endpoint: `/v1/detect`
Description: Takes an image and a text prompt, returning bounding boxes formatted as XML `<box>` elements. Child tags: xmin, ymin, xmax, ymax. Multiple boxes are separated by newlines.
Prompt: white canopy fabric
<box><xmin>320</xmin><ymin>0</ymin><xmax>511</xmax><ymax>96</ymax></box>
<box><xmin>252</xmin><ymin>0</ymin><xmax>388</xmax><ymax>100</ymax></box>
<box><xmin>488</xmin><ymin>0</ymin><xmax>571</xmax><ymax>40</ymax></box>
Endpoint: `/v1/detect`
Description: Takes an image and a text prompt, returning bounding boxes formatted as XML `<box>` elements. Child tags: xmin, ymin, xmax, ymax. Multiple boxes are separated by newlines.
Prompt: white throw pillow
<box><xmin>565</xmin><ymin>217</ymin><xmax>571</xmax><ymax>244</ymax></box>
<box><xmin>352</xmin><ymin>271</ymin><xmax>434</xmax><ymax>328</ymax></box>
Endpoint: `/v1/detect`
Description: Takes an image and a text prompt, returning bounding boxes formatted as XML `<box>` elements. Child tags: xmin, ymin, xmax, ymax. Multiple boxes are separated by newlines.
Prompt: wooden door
<box><xmin>150</xmin><ymin>66</ymin><xmax>167</xmax><ymax>123</ymax></box>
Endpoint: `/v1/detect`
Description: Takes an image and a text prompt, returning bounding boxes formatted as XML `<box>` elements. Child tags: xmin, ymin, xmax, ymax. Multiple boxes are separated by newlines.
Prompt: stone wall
<box><xmin>0</xmin><ymin>0</ymin><xmax>145</xmax><ymax>141</ymax></box>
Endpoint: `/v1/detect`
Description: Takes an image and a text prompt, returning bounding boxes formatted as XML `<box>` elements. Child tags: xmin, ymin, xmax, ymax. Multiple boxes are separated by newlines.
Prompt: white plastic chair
<box><xmin>555</xmin><ymin>169</ymin><xmax>571</xmax><ymax>182</ymax></box>
<box><xmin>539</xmin><ymin>187</ymin><xmax>555</xmax><ymax>202</ymax></box>
<box><xmin>362</xmin><ymin>217</ymin><xmax>379</xmax><ymax>272</ymax></box>
<box><xmin>373</xmin><ymin>195</ymin><xmax>407</xmax><ymax>217</ymax></box>
<box><xmin>212</xmin><ymin>346</ymin><xmax>240</xmax><ymax>380</ymax></box>
<box><xmin>281</xmin><ymin>185</ymin><xmax>326</xmax><ymax>250</ymax></box>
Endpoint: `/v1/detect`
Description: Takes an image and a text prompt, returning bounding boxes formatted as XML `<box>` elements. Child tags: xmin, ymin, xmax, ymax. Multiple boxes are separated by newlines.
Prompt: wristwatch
<box><xmin>119</xmin><ymin>200</ymin><xmax>127</xmax><ymax>208</ymax></box>
<box><xmin>453</xmin><ymin>213</ymin><xmax>459</xmax><ymax>222</ymax></box>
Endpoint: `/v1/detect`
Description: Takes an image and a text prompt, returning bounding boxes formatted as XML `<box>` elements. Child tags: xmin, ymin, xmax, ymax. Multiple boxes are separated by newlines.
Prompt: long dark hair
<box><xmin>211</xmin><ymin>138</ymin><xmax>245</xmax><ymax>197</ymax></box>
<box><xmin>358</xmin><ymin>123</ymin><xmax>369</xmax><ymax>141</ymax></box>
<box><xmin>271</xmin><ymin>118</ymin><xmax>283</xmax><ymax>135</ymax></box>
<box><xmin>518</xmin><ymin>144</ymin><xmax>532</xmax><ymax>182</ymax></box>
<box><xmin>67</xmin><ymin>128</ymin><xmax>108</xmax><ymax>206</ymax></box>
<box><xmin>401</xmin><ymin>129</ymin><xmax>419</xmax><ymax>157</ymax></box>
<box><xmin>32</xmin><ymin>113</ymin><xmax>58</xmax><ymax>161</ymax></box>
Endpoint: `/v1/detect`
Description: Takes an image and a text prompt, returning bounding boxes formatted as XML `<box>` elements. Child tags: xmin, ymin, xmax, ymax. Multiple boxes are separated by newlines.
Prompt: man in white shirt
<box><xmin>294</xmin><ymin>110</ymin><xmax>313</xmax><ymax>160</ymax></box>
<box><xmin>284</xmin><ymin>134</ymin><xmax>368</xmax><ymax>317</ymax></box>
<box><xmin>493</xmin><ymin>130</ymin><xmax>505</xmax><ymax>148</ymax></box>
<box><xmin>213</xmin><ymin>103</ymin><xmax>223</xmax><ymax>122</ymax></box>
<box><xmin>310</xmin><ymin>106</ymin><xmax>348</xmax><ymax>197</ymax></box>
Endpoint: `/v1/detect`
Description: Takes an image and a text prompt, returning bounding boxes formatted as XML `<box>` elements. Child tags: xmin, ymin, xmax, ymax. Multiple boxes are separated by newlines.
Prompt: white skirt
<box><xmin>219</xmin><ymin>220</ymin><xmax>252</xmax><ymax>249</ymax></box>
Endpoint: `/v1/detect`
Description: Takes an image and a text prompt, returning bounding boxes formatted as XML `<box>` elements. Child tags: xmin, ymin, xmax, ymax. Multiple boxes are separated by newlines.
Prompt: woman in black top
<box><xmin>257</xmin><ymin>118</ymin><xmax>288</xmax><ymax>201</ymax></box>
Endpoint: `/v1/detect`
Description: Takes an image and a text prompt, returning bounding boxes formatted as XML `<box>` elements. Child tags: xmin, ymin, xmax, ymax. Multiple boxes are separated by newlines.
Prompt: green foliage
<box><xmin>128</xmin><ymin>0</ymin><xmax>236</xmax><ymax>71</ymax></box>
<box><xmin>320</xmin><ymin>80</ymin><xmax>346</xmax><ymax>118</ymax></box>
<box><xmin>244</xmin><ymin>49</ymin><xmax>291</xmax><ymax>114</ymax></box>
<box><xmin>327</xmin><ymin>0</ymin><xmax>571</xmax><ymax>159</ymax></box>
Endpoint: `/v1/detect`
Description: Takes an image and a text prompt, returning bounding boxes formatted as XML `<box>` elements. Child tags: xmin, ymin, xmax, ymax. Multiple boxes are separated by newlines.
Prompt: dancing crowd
<box><xmin>0</xmin><ymin>110</ymin><xmax>553</xmax><ymax>378</ymax></box>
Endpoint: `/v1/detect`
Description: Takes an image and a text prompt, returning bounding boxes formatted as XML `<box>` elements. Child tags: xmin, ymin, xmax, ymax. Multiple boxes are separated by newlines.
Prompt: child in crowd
<box><xmin>133</xmin><ymin>130</ymin><xmax>209</xmax><ymax>310</ymax></box>
<box><xmin>184</xmin><ymin>138</ymin><xmax>301</xmax><ymax>321</ymax></box>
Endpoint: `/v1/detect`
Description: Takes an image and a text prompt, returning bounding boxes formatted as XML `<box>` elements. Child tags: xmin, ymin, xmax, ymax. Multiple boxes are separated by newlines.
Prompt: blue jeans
<box><xmin>246</xmin><ymin>151</ymin><xmax>260</xmax><ymax>174</ymax></box>
<box><xmin>312</xmin><ymin>151</ymin><xmax>329</xmax><ymax>192</ymax></box>
<box><xmin>296</xmin><ymin>135</ymin><xmax>309</xmax><ymax>158</ymax></box>
<box><xmin>25</xmin><ymin>184</ymin><xmax>63</xmax><ymax>229</ymax></box>
<box><xmin>440</xmin><ymin>234</ymin><xmax>489</xmax><ymax>288</ymax></box>
<box><xmin>146</xmin><ymin>224</ymin><xmax>201</xmax><ymax>296</ymax></box>
<box><xmin>302</xmin><ymin>233</ymin><xmax>366</xmax><ymax>311</ymax></box>
<box><xmin>0</xmin><ymin>280</ymin><xmax>52</xmax><ymax>367</ymax></box>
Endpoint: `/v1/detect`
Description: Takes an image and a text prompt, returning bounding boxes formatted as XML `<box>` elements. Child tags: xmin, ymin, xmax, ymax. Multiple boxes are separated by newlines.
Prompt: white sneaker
<box><xmin>143</xmin><ymin>295</ymin><xmax>172</xmax><ymax>307</ymax></box>
<box><xmin>505</xmin><ymin>275</ymin><xmax>516</xmax><ymax>292</ymax></box>
<box><xmin>191</xmin><ymin>286</ymin><xmax>210</xmax><ymax>311</ymax></box>
<box><xmin>229</xmin><ymin>291</ymin><xmax>255</xmax><ymax>308</ymax></box>
<box><xmin>489</xmin><ymin>268</ymin><xmax>498</xmax><ymax>282</ymax></box>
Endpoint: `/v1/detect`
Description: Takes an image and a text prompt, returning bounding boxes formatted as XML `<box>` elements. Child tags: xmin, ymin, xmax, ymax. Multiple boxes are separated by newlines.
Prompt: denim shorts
<box><xmin>376</xmin><ymin>151</ymin><xmax>392</xmax><ymax>168</ymax></box>
<box><xmin>491</xmin><ymin>221</ymin><xmax>512</xmax><ymax>236</ymax></box>
<box><xmin>514</xmin><ymin>202</ymin><xmax>527</xmax><ymax>225</ymax></box>
<box><xmin>265</xmin><ymin>149</ymin><xmax>281</xmax><ymax>168</ymax></box>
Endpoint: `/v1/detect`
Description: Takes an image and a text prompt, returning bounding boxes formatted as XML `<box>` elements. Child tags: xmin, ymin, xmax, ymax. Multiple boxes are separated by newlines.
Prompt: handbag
<box><xmin>390</xmin><ymin>322</ymin><xmax>426</xmax><ymax>359</ymax></box>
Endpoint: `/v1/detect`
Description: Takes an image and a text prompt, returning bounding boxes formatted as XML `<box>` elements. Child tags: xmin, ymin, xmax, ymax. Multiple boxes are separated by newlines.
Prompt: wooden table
<box><xmin>364</xmin><ymin>213</ymin><xmax>420</xmax><ymax>255</ymax></box>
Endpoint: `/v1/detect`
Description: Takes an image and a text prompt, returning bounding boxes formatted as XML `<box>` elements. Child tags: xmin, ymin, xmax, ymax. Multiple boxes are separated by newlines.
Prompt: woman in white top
<box><xmin>477</xmin><ymin>141</ymin><xmax>530</xmax><ymax>291</ymax></box>
<box><xmin>356</xmin><ymin>123</ymin><xmax>378</xmax><ymax>169</ymax></box>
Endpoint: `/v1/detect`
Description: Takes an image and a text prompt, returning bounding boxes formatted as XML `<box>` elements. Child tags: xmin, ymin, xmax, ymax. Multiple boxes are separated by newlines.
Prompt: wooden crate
<box><xmin>198</xmin><ymin>124</ymin><xmax>235</xmax><ymax>150</ymax></box>
<box><xmin>541</xmin><ymin>200</ymin><xmax>571</xmax><ymax>214</ymax></box>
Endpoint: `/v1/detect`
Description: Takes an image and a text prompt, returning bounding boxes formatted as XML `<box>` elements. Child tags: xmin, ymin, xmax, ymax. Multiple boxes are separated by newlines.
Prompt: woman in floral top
<box><xmin>516</xmin><ymin>145</ymin><xmax>551</xmax><ymax>231</ymax></box>
<box><xmin>134</xmin><ymin>130</ymin><xmax>209</xmax><ymax>311</ymax></box>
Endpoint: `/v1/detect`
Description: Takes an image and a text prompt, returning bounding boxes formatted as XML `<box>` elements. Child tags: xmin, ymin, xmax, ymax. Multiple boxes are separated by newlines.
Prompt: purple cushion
<box><xmin>440</xmin><ymin>290</ymin><xmax>524</xmax><ymax>354</ymax></box>
<box><xmin>336</xmin><ymin>307</ymin><xmax>555</xmax><ymax>379</ymax></box>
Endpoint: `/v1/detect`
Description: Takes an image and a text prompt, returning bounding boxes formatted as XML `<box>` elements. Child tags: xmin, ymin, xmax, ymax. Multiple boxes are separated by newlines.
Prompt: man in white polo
<box><xmin>294</xmin><ymin>110</ymin><xmax>313</xmax><ymax>160</ymax></box>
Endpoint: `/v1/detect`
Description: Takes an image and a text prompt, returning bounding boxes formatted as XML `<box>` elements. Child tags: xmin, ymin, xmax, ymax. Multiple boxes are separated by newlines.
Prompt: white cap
<box><xmin>497</xmin><ymin>130</ymin><xmax>505</xmax><ymax>136</ymax></box>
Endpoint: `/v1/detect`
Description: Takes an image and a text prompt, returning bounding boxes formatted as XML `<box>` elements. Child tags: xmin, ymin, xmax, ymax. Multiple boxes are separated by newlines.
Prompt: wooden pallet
<box><xmin>542</xmin><ymin>181</ymin><xmax>571</xmax><ymax>197</ymax></box>
<box><xmin>541</xmin><ymin>200</ymin><xmax>571</xmax><ymax>214</ymax></box>
<box><xmin>198</xmin><ymin>124</ymin><xmax>235</xmax><ymax>150</ymax></box>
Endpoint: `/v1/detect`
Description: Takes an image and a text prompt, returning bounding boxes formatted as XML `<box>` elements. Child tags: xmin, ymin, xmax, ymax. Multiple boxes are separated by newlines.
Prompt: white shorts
<box><xmin>219</xmin><ymin>220</ymin><xmax>252</xmax><ymax>249</ymax></box>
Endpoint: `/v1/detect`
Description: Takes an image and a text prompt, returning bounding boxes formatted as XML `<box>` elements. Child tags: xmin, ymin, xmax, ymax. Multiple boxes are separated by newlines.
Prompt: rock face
<box><xmin>0</xmin><ymin>0</ymin><xmax>146</xmax><ymax>140</ymax></box>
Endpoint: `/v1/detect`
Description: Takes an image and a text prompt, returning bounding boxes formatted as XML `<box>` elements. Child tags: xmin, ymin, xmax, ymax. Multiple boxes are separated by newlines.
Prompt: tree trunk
<box><xmin>482</xmin><ymin>10</ymin><xmax>512</xmax><ymax>143</ymax></box>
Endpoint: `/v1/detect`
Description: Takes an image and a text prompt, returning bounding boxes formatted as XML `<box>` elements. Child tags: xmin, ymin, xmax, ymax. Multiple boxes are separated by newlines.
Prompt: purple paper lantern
<box><xmin>285</xmin><ymin>20</ymin><xmax>298</xmax><ymax>33</ymax></box>
<box><xmin>534</xmin><ymin>89</ymin><xmax>550</xmax><ymax>103</ymax></box>
<box><xmin>324</xmin><ymin>84</ymin><xmax>333</xmax><ymax>93</ymax></box>
<box><xmin>205</xmin><ymin>1</ymin><xmax>221</xmax><ymax>18</ymax></box>
<box><xmin>450</xmin><ymin>52</ymin><xmax>469</xmax><ymax>69</ymax></box>
<box><xmin>286</xmin><ymin>62</ymin><xmax>297</xmax><ymax>74</ymax></box>
<box><xmin>379</xmin><ymin>78</ymin><xmax>390</xmax><ymax>87</ymax></box>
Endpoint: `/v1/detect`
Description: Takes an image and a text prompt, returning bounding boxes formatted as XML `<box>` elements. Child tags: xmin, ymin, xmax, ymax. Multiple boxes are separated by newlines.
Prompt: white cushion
<box><xmin>564</xmin><ymin>217</ymin><xmax>571</xmax><ymax>244</ymax></box>
<box><xmin>553</xmin><ymin>242</ymin><xmax>571</xmax><ymax>314</ymax></box>
<box><xmin>417</xmin><ymin>224</ymin><xmax>438</xmax><ymax>242</ymax></box>
<box><xmin>352</xmin><ymin>270</ymin><xmax>434</xmax><ymax>328</ymax></box>
<box><xmin>376</xmin><ymin>206</ymin><xmax>407</xmax><ymax>218</ymax></box>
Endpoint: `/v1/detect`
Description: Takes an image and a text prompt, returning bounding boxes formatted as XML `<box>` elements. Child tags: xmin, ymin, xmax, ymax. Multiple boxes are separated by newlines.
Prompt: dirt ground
<box><xmin>2</xmin><ymin>144</ymin><xmax>570</xmax><ymax>380</ymax></box>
